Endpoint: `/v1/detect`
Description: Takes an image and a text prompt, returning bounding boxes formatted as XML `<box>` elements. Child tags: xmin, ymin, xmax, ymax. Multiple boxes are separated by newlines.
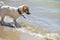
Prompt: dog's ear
<box><xmin>23</xmin><ymin>5</ymin><xmax>29</xmax><ymax>12</ymax></box>
<box><xmin>23</xmin><ymin>5</ymin><xmax>31</xmax><ymax>15</ymax></box>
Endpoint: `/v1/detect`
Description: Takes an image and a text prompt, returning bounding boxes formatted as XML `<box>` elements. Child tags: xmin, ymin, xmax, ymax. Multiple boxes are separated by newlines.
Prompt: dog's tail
<box><xmin>0</xmin><ymin>1</ymin><xmax>4</xmax><ymax>8</ymax></box>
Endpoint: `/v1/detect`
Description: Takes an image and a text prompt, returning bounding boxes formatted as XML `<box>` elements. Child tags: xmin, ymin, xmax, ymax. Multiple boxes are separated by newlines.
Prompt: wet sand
<box><xmin>0</xmin><ymin>26</ymin><xmax>20</xmax><ymax>40</ymax></box>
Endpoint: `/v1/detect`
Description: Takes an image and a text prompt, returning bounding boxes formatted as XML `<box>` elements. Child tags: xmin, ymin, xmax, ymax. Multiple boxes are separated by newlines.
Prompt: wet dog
<box><xmin>0</xmin><ymin>1</ymin><xmax>31</xmax><ymax>20</ymax></box>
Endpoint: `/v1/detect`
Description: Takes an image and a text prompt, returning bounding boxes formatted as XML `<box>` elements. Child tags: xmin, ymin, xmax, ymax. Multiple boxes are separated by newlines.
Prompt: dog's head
<box><xmin>23</xmin><ymin>5</ymin><xmax>31</xmax><ymax>15</ymax></box>
<box><xmin>18</xmin><ymin>5</ymin><xmax>31</xmax><ymax>18</ymax></box>
<box><xmin>18</xmin><ymin>5</ymin><xmax>31</xmax><ymax>15</ymax></box>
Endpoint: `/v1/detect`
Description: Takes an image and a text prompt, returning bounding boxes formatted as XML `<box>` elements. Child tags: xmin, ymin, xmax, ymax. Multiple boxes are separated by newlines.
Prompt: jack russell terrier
<box><xmin>0</xmin><ymin>1</ymin><xmax>31</xmax><ymax>20</ymax></box>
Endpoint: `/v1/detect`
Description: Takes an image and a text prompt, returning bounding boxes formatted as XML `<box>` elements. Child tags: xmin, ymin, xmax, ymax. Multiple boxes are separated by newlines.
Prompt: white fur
<box><xmin>0</xmin><ymin>5</ymin><xmax>24</xmax><ymax>19</ymax></box>
<box><xmin>18</xmin><ymin>5</ymin><xmax>25</xmax><ymax>14</ymax></box>
<box><xmin>0</xmin><ymin>1</ymin><xmax>25</xmax><ymax>19</ymax></box>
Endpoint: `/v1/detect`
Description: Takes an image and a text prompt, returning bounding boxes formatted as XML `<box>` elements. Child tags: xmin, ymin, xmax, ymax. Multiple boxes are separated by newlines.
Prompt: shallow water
<box><xmin>0</xmin><ymin>0</ymin><xmax>60</xmax><ymax>32</ymax></box>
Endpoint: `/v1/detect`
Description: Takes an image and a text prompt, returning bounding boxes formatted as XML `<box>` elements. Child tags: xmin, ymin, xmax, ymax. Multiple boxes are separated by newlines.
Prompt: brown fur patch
<box><xmin>23</xmin><ymin>5</ymin><xmax>29</xmax><ymax>13</ymax></box>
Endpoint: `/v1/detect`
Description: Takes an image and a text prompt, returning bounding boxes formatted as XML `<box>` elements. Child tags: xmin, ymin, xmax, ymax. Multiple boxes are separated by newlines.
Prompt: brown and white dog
<box><xmin>0</xmin><ymin>2</ymin><xmax>31</xmax><ymax>20</ymax></box>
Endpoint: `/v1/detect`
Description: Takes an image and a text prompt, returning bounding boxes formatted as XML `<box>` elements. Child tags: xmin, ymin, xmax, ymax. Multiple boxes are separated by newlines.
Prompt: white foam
<box><xmin>15</xmin><ymin>27</ymin><xmax>26</xmax><ymax>32</ymax></box>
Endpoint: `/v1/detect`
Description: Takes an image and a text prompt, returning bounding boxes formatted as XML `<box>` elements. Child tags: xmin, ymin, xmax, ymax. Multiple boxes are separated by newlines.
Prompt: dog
<box><xmin>0</xmin><ymin>1</ymin><xmax>31</xmax><ymax>20</ymax></box>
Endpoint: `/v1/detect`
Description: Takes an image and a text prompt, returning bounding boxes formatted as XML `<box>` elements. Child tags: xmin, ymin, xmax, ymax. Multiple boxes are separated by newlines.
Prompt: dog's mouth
<box><xmin>26</xmin><ymin>12</ymin><xmax>31</xmax><ymax>15</ymax></box>
<box><xmin>22</xmin><ymin>15</ymin><xmax>26</xmax><ymax>18</ymax></box>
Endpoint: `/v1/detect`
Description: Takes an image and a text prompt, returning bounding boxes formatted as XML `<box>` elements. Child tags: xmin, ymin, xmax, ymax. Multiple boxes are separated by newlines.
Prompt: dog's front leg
<box><xmin>21</xmin><ymin>15</ymin><xmax>26</xmax><ymax>19</ymax></box>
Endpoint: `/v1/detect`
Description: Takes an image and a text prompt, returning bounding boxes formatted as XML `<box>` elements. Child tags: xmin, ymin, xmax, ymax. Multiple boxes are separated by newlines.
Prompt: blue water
<box><xmin>1</xmin><ymin>0</ymin><xmax>60</xmax><ymax>32</ymax></box>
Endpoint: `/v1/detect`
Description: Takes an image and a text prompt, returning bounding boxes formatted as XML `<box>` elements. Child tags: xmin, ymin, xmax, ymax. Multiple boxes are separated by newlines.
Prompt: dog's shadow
<box><xmin>0</xmin><ymin>20</ymin><xmax>21</xmax><ymax>28</ymax></box>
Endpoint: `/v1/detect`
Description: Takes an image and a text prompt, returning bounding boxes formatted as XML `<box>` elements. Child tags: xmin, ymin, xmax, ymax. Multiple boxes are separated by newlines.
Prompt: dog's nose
<box><xmin>27</xmin><ymin>12</ymin><xmax>31</xmax><ymax>15</ymax></box>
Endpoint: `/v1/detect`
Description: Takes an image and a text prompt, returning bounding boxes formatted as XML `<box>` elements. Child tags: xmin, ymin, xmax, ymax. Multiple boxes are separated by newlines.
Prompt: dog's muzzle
<box><xmin>27</xmin><ymin>12</ymin><xmax>31</xmax><ymax>15</ymax></box>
